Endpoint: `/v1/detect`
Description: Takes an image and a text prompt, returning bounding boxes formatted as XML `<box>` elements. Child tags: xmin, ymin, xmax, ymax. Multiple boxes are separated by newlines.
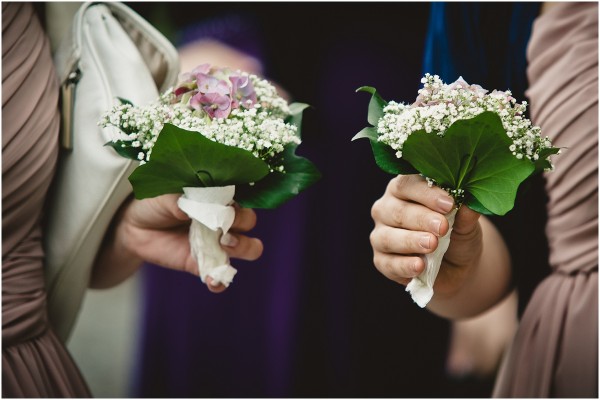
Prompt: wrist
<box><xmin>90</xmin><ymin>198</ymin><xmax>143</xmax><ymax>288</ymax></box>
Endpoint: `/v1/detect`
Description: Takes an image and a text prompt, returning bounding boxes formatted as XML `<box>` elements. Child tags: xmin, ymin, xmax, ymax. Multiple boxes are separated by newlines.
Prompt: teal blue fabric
<box><xmin>423</xmin><ymin>2</ymin><xmax>541</xmax><ymax>99</ymax></box>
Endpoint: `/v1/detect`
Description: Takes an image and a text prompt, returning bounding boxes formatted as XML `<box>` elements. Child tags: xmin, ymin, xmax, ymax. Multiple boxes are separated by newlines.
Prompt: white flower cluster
<box><xmin>99</xmin><ymin>74</ymin><xmax>300</xmax><ymax>173</ymax></box>
<box><xmin>249</xmin><ymin>74</ymin><xmax>290</xmax><ymax>118</ymax></box>
<box><xmin>377</xmin><ymin>74</ymin><xmax>553</xmax><ymax>167</ymax></box>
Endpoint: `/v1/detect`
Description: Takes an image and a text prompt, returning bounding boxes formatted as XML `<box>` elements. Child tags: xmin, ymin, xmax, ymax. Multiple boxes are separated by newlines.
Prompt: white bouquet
<box><xmin>355</xmin><ymin>74</ymin><xmax>559</xmax><ymax>307</ymax></box>
<box><xmin>100</xmin><ymin>64</ymin><xmax>320</xmax><ymax>288</ymax></box>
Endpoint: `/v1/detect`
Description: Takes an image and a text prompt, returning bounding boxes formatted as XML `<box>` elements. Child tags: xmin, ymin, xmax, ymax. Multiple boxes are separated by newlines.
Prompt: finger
<box><xmin>231</xmin><ymin>206</ymin><xmax>257</xmax><ymax>232</ymax></box>
<box><xmin>370</xmin><ymin>225</ymin><xmax>438</xmax><ymax>255</ymax></box>
<box><xmin>387</xmin><ymin>175</ymin><xmax>455</xmax><ymax>214</ymax></box>
<box><xmin>157</xmin><ymin>194</ymin><xmax>191</xmax><ymax>221</ymax></box>
<box><xmin>373</xmin><ymin>252</ymin><xmax>426</xmax><ymax>285</ymax></box>
<box><xmin>372</xmin><ymin>196</ymin><xmax>450</xmax><ymax>236</ymax></box>
<box><xmin>220</xmin><ymin>233</ymin><xmax>264</xmax><ymax>261</ymax></box>
<box><xmin>206</xmin><ymin>277</ymin><xmax>227</xmax><ymax>294</ymax></box>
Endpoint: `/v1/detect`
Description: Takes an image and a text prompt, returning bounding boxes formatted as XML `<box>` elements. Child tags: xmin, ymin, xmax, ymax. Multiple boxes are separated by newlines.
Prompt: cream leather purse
<box><xmin>46</xmin><ymin>2</ymin><xmax>179</xmax><ymax>342</ymax></box>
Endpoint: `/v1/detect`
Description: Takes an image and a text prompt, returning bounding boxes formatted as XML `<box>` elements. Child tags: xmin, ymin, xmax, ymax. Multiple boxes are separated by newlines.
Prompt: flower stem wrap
<box><xmin>177</xmin><ymin>186</ymin><xmax>237</xmax><ymax>286</ymax></box>
<box><xmin>406</xmin><ymin>208</ymin><xmax>457</xmax><ymax>307</ymax></box>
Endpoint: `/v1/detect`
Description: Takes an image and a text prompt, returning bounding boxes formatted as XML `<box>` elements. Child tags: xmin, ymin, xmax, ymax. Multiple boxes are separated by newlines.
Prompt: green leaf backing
<box><xmin>128</xmin><ymin>124</ymin><xmax>270</xmax><ymax>199</ymax></box>
<box><xmin>117</xmin><ymin>103</ymin><xmax>320</xmax><ymax>209</ymax></box>
<box><xmin>355</xmin><ymin>86</ymin><xmax>551</xmax><ymax>216</ymax></box>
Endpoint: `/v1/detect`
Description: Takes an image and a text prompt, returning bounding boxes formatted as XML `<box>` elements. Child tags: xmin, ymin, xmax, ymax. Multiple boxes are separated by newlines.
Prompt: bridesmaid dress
<box><xmin>2</xmin><ymin>3</ymin><xmax>91</xmax><ymax>396</ymax></box>
<box><xmin>493</xmin><ymin>3</ymin><xmax>598</xmax><ymax>397</ymax></box>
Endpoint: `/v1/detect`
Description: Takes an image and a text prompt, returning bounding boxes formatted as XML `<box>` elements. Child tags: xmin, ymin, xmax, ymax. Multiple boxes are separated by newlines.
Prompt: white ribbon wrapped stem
<box><xmin>177</xmin><ymin>186</ymin><xmax>237</xmax><ymax>287</ymax></box>
<box><xmin>406</xmin><ymin>208</ymin><xmax>457</xmax><ymax>307</ymax></box>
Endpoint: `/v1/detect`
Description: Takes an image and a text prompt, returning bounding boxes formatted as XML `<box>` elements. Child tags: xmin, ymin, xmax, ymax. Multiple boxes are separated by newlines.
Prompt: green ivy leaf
<box><xmin>534</xmin><ymin>146</ymin><xmax>561</xmax><ymax>173</ymax></box>
<box><xmin>105</xmin><ymin>140</ymin><xmax>141</xmax><ymax>160</ymax></box>
<box><xmin>353</xmin><ymin>128</ymin><xmax>415</xmax><ymax>175</ymax></box>
<box><xmin>353</xmin><ymin>88</ymin><xmax>417</xmax><ymax>175</ymax></box>
<box><xmin>463</xmin><ymin>194</ymin><xmax>493</xmax><ymax>215</ymax></box>
<box><xmin>356</xmin><ymin>86</ymin><xmax>387</xmax><ymax>126</ymax></box>
<box><xmin>116</xmin><ymin>97</ymin><xmax>134</xmax><ymax>106</ymax></box>
<box><xmin>128</xmin><ymin>124</ymin><xmax>270</xmax><ymax>199</ymax></box>
<box><xmin>355</xmin><ymin>87</ymin><xmax>557</xmax><ymax>216</ymax></box>
<box><xmin>233</xmin><ymin>102</ymin><xmax>320</xmax><ymax>208</ymax></box>
<box><xmin>401</xmin><ymin>112</ymin><xmax>535</xmax><ymax>215</ymax></box>
<box><xmin>235</xmin><ymin>144</ymin><xmax>321</xmax><ymax>209</ymax></box>
<box><xmin>287</xmin><ymin>102</ymin><xmax>311</xmax><ymax>134</ymax></box>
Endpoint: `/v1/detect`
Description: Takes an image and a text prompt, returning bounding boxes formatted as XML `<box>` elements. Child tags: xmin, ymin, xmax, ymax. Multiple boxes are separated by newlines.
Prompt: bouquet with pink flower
<box><xmin>100</xmin><ymin>64</ymin><xmax>319</xmax><ymax>288</ymax></box>
<box><xmin>355</xmin><ymin>74</ymin><xmax>559</xmax><ymax>307</ymax></box>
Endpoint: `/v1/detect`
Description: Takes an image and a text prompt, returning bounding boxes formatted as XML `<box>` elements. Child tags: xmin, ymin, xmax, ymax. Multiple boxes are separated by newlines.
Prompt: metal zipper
<box><xmin>60</xmin><ymin>68</ymin><xmax>81</xmax><ymax>150</ymax></box>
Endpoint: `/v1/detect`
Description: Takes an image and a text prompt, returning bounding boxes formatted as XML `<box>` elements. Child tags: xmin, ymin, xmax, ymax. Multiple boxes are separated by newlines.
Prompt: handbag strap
<box><xmin>54</xmin><ymin>2</ymin><xmax>179</xmax><ymax>92</ymax></box>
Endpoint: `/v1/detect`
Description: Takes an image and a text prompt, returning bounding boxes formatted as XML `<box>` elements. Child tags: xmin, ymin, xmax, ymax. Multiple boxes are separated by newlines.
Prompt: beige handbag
<box><xmin>46</xmin><ymin>2</ymin><xmax>179</xmax><ymax>342</ymax></box>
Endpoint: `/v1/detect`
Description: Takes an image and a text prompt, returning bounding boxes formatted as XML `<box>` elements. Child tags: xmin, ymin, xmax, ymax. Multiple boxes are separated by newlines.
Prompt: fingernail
<box><xmin>419</xmin><ymin>234</ymin><xmax>431</xmax><ymax>249</ymax></box>
<box><xmin>413</xmin><ymin>259</ymin><xmax>423</xmax><ymax>275</ymax></box>
<box><xmin>437</xmin><ymin>197</ymin><xmax>454</xmax><ymax>213</ymax></box>
<box><xmin>220</xmin><ymin>233</ymin><xmax>239</xmax><ymax>247</ymax></box>
<box><xmin>429</xmin><ymin>218</ymin><xmax>442</xmax><ymax>235</ymax></box>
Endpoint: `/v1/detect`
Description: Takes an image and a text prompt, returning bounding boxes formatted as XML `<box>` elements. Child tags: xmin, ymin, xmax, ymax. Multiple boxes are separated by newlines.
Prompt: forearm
<box><xmin>427</xmin><ymin>216</ymin><xmax>513</xmax><ymax>319</ymax></box>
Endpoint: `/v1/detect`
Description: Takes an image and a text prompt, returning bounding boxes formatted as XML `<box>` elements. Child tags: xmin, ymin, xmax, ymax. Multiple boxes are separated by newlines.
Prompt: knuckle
<box><xmin>379</xmin><ymin>231</ymin><xmax>393</xmax><ymax>253</ymax></box>
<box><xmin>371</xmin><ymin>199</ymin><xmax>382</xmax><ymax>221</ymax></box>
<box><xmin>391</xmin><ymin>205</ymin><xmax>405</xmax><ymax>227</ymax></box>
<box><xmin>369</xmin><ymin>229</ymin><xmax>378</xmax><ymax>247</ymax></box>
<box><xmin>380</xmin><ymin>259</ymin><xmax>393</xmax><ymax>277</ymax></box>
<box><xmin>370</xmin><ymin>228</ymin><xmax>393</xmax><ymax>253</ymax></box>
<box><xmin>392</xmin><ymin>175</ymin><xmax>410</xmax><ymax>193</ymax></box>
<box><xmin>372</xmin><ymin>253</ymin><xmax>382</xmax><ymax>269</ymax></box>
<box><xmin>416</xmin><ymin>212</ymin><xmax>429</xmax><ymax>232</ymax></box>
<box><xmin>373</xmin><ymin>254</ymin><xmax>396</xmax><ymax>279</ymax></box>
<box><xmin>384</xmin><ymin>258</ymin><xmax>400</xmax><ymax>278</ymax></box>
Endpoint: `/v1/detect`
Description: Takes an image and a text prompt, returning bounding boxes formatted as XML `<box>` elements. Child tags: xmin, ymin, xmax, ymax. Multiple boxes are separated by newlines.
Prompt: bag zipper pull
<box><xmin>60</xmin><ymin>69</ymin><xmax>81</xmax><ymax>150</ymax></box>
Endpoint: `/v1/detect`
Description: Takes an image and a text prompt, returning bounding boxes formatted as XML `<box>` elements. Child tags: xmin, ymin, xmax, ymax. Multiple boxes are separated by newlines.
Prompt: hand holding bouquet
<box><xmin>100</xmin><ymin>64</ymin><xmax>319</xmax><ymax>288</ymax></box>
<box><xmin>356</xmin><ymin>74</ymin><xmax>559</xmax><ymax>307</ymax></box>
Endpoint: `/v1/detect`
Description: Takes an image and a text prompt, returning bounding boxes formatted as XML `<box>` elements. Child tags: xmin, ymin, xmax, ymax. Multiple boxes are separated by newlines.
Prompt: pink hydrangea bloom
<box><xmin>190</xmin><ymin>92</ymin><xmax>232</xmax><ymax>119</ymax></box>
<box><xmin>172</xmin><ymin>64</ymin><xmax>260</xmax><ymax>120</ymax></box>
<box><xmin>230</xmin><ymin>74</ymin><xmax>257</xmax><ymax>108</ymax></box>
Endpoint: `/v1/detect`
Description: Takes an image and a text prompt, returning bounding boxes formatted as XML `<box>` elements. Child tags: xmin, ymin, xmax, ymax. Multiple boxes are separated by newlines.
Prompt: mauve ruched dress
<box><xmin>2</xmin><ymin>3</ymin><xmax>91</xmax><ymax>397</ymax></box>
<box><xmin>493</xmin><ymin>3</ymin><xmax>598</xmax><ymax>397</ymax></box>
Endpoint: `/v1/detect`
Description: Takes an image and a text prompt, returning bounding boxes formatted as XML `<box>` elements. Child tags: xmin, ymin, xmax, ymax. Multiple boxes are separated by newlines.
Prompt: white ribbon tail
<box><xmin>406</xmin><ymin>208</ymin><xmax>457</xmax><ymax>307</ymax></box>
<box><xmin>177</xmin><ymin>186</ymin><xmax>238</xmax><ymax>287</ymax></box>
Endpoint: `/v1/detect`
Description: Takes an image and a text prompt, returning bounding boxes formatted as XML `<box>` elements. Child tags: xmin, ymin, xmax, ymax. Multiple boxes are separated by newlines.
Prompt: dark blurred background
<box><xmin>114</xmin><ymin>3</ymin><xmax>547</xmax><ymax>397</ymax></box>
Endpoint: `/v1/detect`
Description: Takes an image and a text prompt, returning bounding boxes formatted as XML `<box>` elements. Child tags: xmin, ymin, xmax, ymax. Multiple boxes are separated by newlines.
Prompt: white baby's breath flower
<box><xmin>376</xmin><ymin>74</ymin><xmax>553</xmax><ymax>162</ymax></box>
<box><xmin>99</xmin><ymin>73</ymin><xmax>300</xmax><ymax>173</ymax></box>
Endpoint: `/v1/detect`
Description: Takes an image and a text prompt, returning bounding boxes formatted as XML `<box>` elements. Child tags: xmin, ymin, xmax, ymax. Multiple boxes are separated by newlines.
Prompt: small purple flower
<box><xmin>469</xmin><ymin>83</ymin><xmax>489</xmax><ymax>97</ymax></box>
<box><xmin>174</xmin><ymin>86</ymin><xmax>193</xmax><ymax>97</ymax></box>
<box><xmin>177</xmin><ymin>72</ymin><xmax>194</xmax><ymax>85</ymax></box>
<box><xmin>176</xmin><ymin>64</ymin><xmax>212</xmax><ymax>90</ymax></box>
<box><xmin>192</xmin><ymin>64</ymin><xmax>211</xmax><ymax>75</ymax></box>
<box><xmin>447</xmin><ymin>76</ymin><xmax>470</xmax><ymax>91</ymax></box>
<box><xmin>174</xmin><ymin>65</ymin><xmax>213</xmax><ymax>99</ymax></box>
<box><xmin>230</xmin><ymin>74</ymin><xmax>257</xmax><ymax>108</ymax></box>
<box><xmin>448</xmin><ymin>76</ymin><xmax>489</xmax><ymax>97</ymax></box>
<box><xmin>174</xmin><ymin>74</ymin><xmax>197</xmax><ymax>98</ymax></box>
<box><xmin>489</xmin><ymin>89</ymin><xmax>516</xmax><ymax>110</ymax></box>
<box><xmin>412</xmin><ymin>90</ymin><xmax>432</xmax><ymax>107</ymax></box>
<box><xmin>190</xmin><ymin>92</ymin><xmax>232</xmax><ymax>119</ymax></box>
<box><xmin>195</xmin><ymin>73</ymin><xmax>231</xmax><ymax>97</ymax></box>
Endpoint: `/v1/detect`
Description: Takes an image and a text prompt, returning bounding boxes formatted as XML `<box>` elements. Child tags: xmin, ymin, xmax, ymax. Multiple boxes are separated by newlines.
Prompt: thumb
<box><xmin>156</xmin><ymin>193</ymin><xmax>190</xmax><ymax>222</ymax></box>
<box><xmin>452</xmin><ymin>205</ymin><xmax>481</xmax><ymax>235</ymax></box>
